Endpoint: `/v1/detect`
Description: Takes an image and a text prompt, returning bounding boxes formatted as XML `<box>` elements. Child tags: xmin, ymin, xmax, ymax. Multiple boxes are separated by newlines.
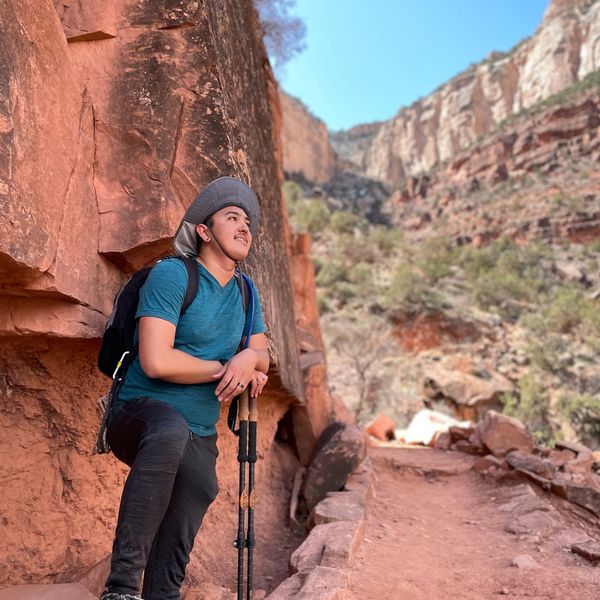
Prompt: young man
<box><xmin>101</xmin><ymin>177</ymin><xmax>269</xmax><ymax>600</ymax></box>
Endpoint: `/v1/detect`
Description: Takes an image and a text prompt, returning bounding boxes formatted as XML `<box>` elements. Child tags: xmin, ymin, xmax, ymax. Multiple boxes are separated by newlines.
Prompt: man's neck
<box><xmin>196</xmin><ymin>251</ymin><xmax>236</xmax><ymax>286</ymax></box>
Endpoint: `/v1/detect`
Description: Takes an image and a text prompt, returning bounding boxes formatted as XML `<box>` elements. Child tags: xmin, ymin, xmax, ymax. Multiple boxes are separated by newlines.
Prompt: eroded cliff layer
<box><xmin>280</xmin><ymin>91</ymin><xmax>336</xmax><ymax>184</ymax></box>
<box><xmin>360</xmin><ymin>0</ymin><xmax>600</xmax><ymax>184</ymax></box>
<box><xmin>0</xmin><ymin>0</ymin><xmax>332</xmax><ymax>590</ymax></box>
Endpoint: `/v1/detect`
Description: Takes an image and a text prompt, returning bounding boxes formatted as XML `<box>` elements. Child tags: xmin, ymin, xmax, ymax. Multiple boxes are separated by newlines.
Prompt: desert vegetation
<box><xmin>284</xmin><ymin>180</ymin><xmax>600</xmax><ymax>448</ymax></box>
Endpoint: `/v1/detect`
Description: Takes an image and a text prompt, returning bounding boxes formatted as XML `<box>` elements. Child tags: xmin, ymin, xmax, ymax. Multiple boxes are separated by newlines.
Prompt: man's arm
<box><xmin>213</xmin><ymin>333</ymin><xmax>269</xmax><ymax>402</ymax></box>
<box><xmin>242</xmin><ymin>332</ymin><xmax>269</xmax><ymax>373</ymax></box>
<box><xmin>138</xmin><ymin>316</ymin><xmax>222</xmax><ymax>384</ymax></box>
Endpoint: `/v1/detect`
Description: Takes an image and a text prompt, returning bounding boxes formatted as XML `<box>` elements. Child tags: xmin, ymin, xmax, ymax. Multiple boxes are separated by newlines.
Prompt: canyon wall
<box><xmin>0</xmin><ymin>0</ymin><xmax>332</xmax><ymax>591</ymax></box>
<box><xmin>361</xmin><ymin>0</ymin><xmax>600</xmax><ymax>184</ymax></box>
<box><xmin>279</xmin><ymin>91</ymin><xmax>336</xmax><ymax>183</ymax></box>
<box><xmin>280</xmin><ymin>0</ymin><xmax>600</xmax><ymax>191</ymax></box>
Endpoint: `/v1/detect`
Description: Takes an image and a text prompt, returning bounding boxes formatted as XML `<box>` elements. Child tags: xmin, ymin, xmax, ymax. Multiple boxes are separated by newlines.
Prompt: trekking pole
<box><xmin>246</xmin><ymin>393</ymin><xmax>258</xmax><ymax>599</ymax></box>
<box><xmin>236</xmin><ymin>390</ymin><xmax>250</xmax><ymax>600</ymax></box>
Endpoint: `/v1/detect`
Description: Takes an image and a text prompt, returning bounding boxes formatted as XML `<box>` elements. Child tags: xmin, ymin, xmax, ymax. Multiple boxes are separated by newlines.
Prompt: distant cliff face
<box><xmin>280</xmin><ymin>91</ymin><xmax>336</xmax><ymax>183</ymax></box>
<box><xmin>360</xmin><ymin>0</ymin><xmax>600</xmax><ymax>184</ymax></box>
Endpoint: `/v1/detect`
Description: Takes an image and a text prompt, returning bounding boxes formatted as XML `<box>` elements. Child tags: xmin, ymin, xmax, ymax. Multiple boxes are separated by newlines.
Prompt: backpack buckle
<box><xmin>112</xmin><ymin>351</ymin><xmax>130</xmax><ymax>380</ymax></box>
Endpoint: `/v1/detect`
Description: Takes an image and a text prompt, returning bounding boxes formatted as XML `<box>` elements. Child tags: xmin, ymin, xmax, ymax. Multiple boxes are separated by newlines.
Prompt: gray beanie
<box><xmin>173</xmin><ymin>176</ymin><xmax>261</xmax><ymax>258</ymax></box>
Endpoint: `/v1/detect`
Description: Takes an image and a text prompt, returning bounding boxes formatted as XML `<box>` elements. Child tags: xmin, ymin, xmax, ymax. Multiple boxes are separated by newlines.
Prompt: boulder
<box><xmin>553</xmin><ymin>527</ymin><xmax>592</xmax><ymax>548</ymax></box>
<box><xmin>421</xmin><ymin>363</ymin><xmax>512</xmax><ymax>419</ymax></box>
<box><xmin>301</xmin><ymin>423</ymin><xmax>366</xmax><ymax>512</ymax></box>
<box><xmin>366</xmin><ymin>414</ymin><xmax>395</xmax><ymax>441</ymax></box>
<box><xmin>289</xmin><ymin>520</ymin><xmax>364</xmax><ymax>573</ymax></box>
<box><xmin>473</xmin><ymin>455</ymin><xmax>506</xmax><ymax>473</ymax></box>
<box><xmin>506</xmin><ymin>510</ymin><xmax>557</xmax><ymax>535</ymax></box>
<box><xmin>505</xmin><ymin>450</ymin><xmax>556</xmax><ymax>479</ymax></box>
<box><xmin>265</xmin><ymin>565</ymin><xmax>350</xmax><ymax>600</ymax></box>
<box><xmin>511</xmin><ymin>554</ymin><xmax>541</xmax><ymax>569</ymax></box>
<box><xmin>477</xmin><ymin>411</ymin><xmax>534</xmax><ymax>457</ymax></box>
<box><xmin>399</xmin><ymin>408</ymin><xmax>471</xmax><ymax>446</ymax></box>
<box><xmin>550</xmin><ymin>478</ymin><xmax>600</xmax><ymax>517</ymax></box>
<box><xmin>308</xmin><ymin>492</ymin><xmax>365</xmax><ymax>530</ymax></box>
<box><xmin>571</xmin><ymin>541</ymin><xmax>600</xmax><ymax>564</ymax></box>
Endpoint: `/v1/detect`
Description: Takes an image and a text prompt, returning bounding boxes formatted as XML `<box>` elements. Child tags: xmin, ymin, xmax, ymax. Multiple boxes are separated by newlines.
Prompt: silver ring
<box><xmin>238</xmin><ymin>383</ymin><xmax>245</xmax><ymax>389</ymax></box>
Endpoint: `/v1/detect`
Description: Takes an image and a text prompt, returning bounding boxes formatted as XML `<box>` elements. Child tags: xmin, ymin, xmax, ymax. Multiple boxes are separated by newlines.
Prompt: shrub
<box><xmin>417</xmin><ymin>236</ymin><xmax>456</xmax><ymax>284</ymax></box>
<box><xmin>370</xmin><ymin>226</ymin><xmax>403</xmax><ymax>256</ymax></box>
<box><xmin>459</xmin><ymin>238</ymin><xmax>550</xmax><ymax>319</ymax></box>
<box><xmin>295</xmin><ymin>198</ymin><xmax>331</xmax><ymax>235</ymax></box>
<box><xmin>316</xmin><ymin>290</ymin><xmax>331</xmax><ymax>315</ymax></box>
<box><xmin>384</xmin><ymin>263</ymin><xmax>440</xmax><ymax>310</ymax></box>
<box><xmin>348</xmin><ymin>262</ymin><xmax>372</xmax><ymax>286</ymax></box>
<box><xmin>502</xmin><ymin>372</ymin><xmax>556</xmax><ymax>445</ymax></box>
<box><xmin>282</xmin><ymin>180</ymin><xmax>303</xmax><ymax>205</ymax></box>
<box><xmin>559</xmin><ymin>392</ymin><xmax>600</xmax><ymax>449</ymax></box>
<box><xmin>525</xmin><ymin>332</ymin><xmax>570</xmax><ymax>373</ymax></box>
<box><xmin>330</xmin><ymin>210</ymin><xmax>358</xmax><ymax>235</ymax></box>
<box><xmin>316</xmin><ymin>260</ymin><xmax>347</xmax><ymax>288</ymax></box>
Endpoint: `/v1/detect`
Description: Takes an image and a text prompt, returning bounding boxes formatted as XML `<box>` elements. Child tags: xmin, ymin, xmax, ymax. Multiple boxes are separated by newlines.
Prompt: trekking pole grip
<box><xmin>248</xmin><ymin>395</ymin><xmax>258</xmax><ymax>463</ymax></box>
<box><xmin>238</xmin><ymin>390</ymin><xmax>249</xmax><ymax>463</ymax></box>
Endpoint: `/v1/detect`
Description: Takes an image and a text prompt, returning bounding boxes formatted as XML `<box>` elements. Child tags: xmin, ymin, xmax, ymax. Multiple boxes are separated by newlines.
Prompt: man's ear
<box><xmin>196</xmin><ymin>223</ymin><xmax>211</xmax><ymax>242</ymax></box>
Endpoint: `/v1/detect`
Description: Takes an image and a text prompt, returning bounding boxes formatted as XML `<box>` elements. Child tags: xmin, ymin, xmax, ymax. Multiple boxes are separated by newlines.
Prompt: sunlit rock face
<box><xmin>0</xmin><ymin>0</ymin><xmax>335</xmax><ymax>590</ymax></box>
<box><xmin>280</xmin><ymin>91</ymin><xmax>336</xmax><ymax>184</ymax></box>
<box><xmin>354</xmin><ymin>0</ymin><xmax>600</xmax><ymax>185</ymax></box>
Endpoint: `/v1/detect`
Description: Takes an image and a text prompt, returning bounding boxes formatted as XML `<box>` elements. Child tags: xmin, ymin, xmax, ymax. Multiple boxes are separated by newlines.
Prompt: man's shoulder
<box><xmin>151</xmin><ymin>256</ymin><xmax>188</xmax><ymax>277</ymax></box>
<box><xmin>143</xmin><ymin>257</ymin><xmax>189</xmax><ymax>291</ymax></box>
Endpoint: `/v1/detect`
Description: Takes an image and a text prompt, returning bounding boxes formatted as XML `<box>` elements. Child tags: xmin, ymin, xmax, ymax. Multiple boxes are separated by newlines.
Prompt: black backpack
<box><xmin>94</xmin><ymin>255</ymin><xmax>251</xmax><ymax>454</ymax></box>
<box><xmin>98</xmin><ymin>256</ymin><xmax>199</xmax><ymax>379</ymax></box>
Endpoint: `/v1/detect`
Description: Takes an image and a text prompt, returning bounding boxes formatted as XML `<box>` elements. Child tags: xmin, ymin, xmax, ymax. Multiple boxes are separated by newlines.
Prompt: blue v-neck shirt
<box><xmin>117</xmin><ymin>258</ymin><xmax>266</xmax><ymax>436</ymax></box>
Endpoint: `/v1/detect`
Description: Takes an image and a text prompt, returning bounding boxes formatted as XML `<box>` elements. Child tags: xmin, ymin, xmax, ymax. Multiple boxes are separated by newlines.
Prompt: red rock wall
<box><xmin>280</xmin><ymin>91</ymin><xmax>336</xmax><ymax>184</ymax></box>
<box><xmin>0</xmin><ymin>0</ymin><xmax>331</xmax><ymax>588</ymax></box>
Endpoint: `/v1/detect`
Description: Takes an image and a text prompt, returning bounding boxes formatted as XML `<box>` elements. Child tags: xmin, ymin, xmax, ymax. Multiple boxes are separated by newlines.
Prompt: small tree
<box><xmin>254</xmin><ymin>0</ymin><xmax>306</xmax><ymax>70</ymax></box>
<box><xmin>329</xmin><ymin>320</ymin><xmax>393</xmax><ymax>422</ymax></box>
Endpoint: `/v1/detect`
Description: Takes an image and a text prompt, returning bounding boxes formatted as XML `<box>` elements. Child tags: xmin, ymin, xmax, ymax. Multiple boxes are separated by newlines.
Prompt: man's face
<box><xmin>199</xmin><ymin>206</ymin><xmax>252</xmax><ymax>261</ymax></box>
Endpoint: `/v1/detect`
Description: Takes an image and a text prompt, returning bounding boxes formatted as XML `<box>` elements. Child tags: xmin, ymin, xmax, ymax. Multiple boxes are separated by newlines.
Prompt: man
<box><xmin>101</xmin><ymin>177</ymin><xmax>269</xmax><ymax>600</ymax></box>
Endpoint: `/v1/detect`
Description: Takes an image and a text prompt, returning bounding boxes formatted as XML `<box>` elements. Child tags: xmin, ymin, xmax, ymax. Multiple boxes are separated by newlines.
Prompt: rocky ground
<box><xmin>348</xmin><ymin>445</ymin><xmax>600</xmax><ymax>600</ymax></box>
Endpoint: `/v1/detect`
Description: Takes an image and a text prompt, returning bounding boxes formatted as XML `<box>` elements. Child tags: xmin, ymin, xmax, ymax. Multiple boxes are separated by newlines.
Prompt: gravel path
<box><xmin>347</xmin><ymin>446</ymin><xmax>600</xmax><ymax>600</ymax></box>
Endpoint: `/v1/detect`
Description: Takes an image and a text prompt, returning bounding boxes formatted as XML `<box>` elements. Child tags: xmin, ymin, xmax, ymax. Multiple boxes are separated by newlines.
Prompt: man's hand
<box><xmin>249</xmin><ymin>370</ymin><xmax>268</xmax><ymax>398</ymax></box>
<box><xmin>212</xmin><ymin>348</ymin><xmax>257</xmax><ymax>403</ymax></box>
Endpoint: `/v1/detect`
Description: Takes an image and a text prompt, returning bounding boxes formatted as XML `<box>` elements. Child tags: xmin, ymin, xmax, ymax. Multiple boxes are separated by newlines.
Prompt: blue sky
<box><xmin>280</xmin><ymin>0</ymin><xmax>549</xmax><ymax>131</ymax></box>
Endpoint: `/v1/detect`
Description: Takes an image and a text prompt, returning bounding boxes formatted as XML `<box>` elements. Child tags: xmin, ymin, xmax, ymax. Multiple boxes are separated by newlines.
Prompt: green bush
<box><xmin>520</xmin><ymin>287</ymin><xmax>600</xmax><ymax>338</ymax></box>
<box><xmin>384</xmin><ymin>263</ymin><xmax>440</xmax><ymax>310</ymax></box>
<box><xmin>348</xmin><ymin>262</ymin><xmax>372</xmax><ymax>286</ymax></box>
<box><xmin>417</xmin><ymin>236</ymin><xmax>456</xmax><ymax>284</ymax></box>
<box><xmin>525</xmin><ymin>332</ymin><xmax>570</xmax><ymax>373</ymax></box>
<box><xmin>559</xmin><ymin>392</ymin><xmax>600</xmax><ymax>449</ymax></box>
<box><xmin>369</xmin><ymin>226</ymin><xmax>403</xmax><ymax>256</ymax></box>
<box><xmin>330</xmin><ymin>210</ymin><xmax>358</xmax><ymax>235</ymax></box>
<box><xmin>335</xmin><ymin>281</ymin><xmax>358</xmax><ymax>305</ymax></box>
<box><xmin>316</xmin><ymin>260</ymin><xmax>348</xmax><ymax>287</ymax></box>
<box><xmin>502</xmin><ymin>372</ymin><xmax>556</xmax><ymax>445</ymax></box>
<box><xmin>282</xmin><ymin>180</ymin><xmax>303</xmax><ymax>205</ymax></box>
<box><xmin>458</xmin><ymin>238</ymin><xmax>550</xmax><ymax>319</ymax></box>
<box><xmin>294</xmin><ymin>198</ymin><xmax>331</xmax><ymax>235</ymax></box>
<box><xmin>335</xmin><ymin>233</ymin><xmax>379</xmax><ymax>264</ymax></box>
<box><xmin>316</xmin><ymin>290</ymin><xmax>331</xmax><ymax>315</ymax></box>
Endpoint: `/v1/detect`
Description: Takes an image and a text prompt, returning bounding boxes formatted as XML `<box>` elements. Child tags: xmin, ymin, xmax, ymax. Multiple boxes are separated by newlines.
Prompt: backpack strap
<box><xmin>179</xmin><ymin>256</ymin><xmax>199</xmax><ymax>315</ymax></box>
<box><xmin>228</xmin><ymin>272</ymin><xmax>255</xmax><ymax>435</ymax></box>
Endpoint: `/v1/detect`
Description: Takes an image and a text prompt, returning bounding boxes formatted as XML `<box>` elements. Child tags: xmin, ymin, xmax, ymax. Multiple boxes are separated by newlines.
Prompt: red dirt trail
<box><xmin>347</xmin><ymin>446</ymin><xmax>600</xmax><ymax>600</ymax></box>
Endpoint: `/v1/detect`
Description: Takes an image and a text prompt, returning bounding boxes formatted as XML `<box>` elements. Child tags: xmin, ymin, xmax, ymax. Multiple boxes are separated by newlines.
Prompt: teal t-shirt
<box><xmin>117</xmin><ymin>258</ymin><xmax>267</xmax><ymax>436</ymax></box>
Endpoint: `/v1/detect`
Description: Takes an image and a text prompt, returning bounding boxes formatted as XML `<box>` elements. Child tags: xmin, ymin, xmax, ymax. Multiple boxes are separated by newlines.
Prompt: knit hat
<box><xmin>173</xmin><ymin>176</ymin><xmax>261</xmax><ymax>258</ymax></box>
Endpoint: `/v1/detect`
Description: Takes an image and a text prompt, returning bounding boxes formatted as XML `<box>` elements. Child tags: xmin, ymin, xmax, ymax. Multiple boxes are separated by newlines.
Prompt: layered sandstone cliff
<box><xmin>279</xmin><ymin>91</ymin><xmax>336</xmax><ymax>183</ymax></box>
<box><xmin>0</xmin><ymin>0</ymin><xmax>332</xmax><ymax>593</ymax></box>
<box><xmin>359</xmin><ymin>0</ymin><xmax>600</xmax><ymax>184</ymax></box>
<box><xmin>282</xmin><ymin>0</ymin><xmax>600</xmax><ymax>190</ymax></box>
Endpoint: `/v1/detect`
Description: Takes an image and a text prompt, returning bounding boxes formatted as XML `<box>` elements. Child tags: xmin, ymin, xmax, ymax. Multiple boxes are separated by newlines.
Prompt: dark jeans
<box><xmin>104</xmin><ymin>397</ymin><xmax>219</xmax><ymax>600</ymax></box>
